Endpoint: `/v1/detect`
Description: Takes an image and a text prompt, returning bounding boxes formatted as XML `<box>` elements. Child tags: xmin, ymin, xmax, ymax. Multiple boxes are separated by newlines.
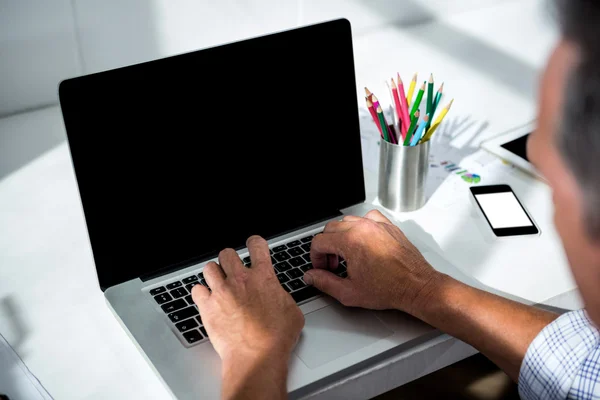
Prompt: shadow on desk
<box><xmin>374</xmin><ymin>353</ymin><xmax>519</xmax><ymax>400</ymax></box>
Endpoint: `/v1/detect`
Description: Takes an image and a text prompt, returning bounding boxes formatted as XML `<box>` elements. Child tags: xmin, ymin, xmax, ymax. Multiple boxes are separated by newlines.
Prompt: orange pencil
<box><xmin>364</xmin><ymin>87</ymin><xmax>373</xmax><ymax>102</ymax></box>
<box><xmin>366</xmin><ymin>97</ymin><xmax>383</xmax><ymax>138</ymax></box>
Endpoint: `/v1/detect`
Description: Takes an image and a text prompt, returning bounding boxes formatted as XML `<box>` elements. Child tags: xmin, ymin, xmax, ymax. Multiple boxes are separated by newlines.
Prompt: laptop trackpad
<box><xmin>294</xmin><ymin>303</ymin><xmax>393</xmax><ymax>369</ymax></box>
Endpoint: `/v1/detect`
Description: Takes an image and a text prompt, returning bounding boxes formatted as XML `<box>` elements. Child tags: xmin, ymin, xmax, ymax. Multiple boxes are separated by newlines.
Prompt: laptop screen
<box><xmin>59</xmin><ymin>19</ymin><xmax>365</xmax><ymax>290</ymax></box>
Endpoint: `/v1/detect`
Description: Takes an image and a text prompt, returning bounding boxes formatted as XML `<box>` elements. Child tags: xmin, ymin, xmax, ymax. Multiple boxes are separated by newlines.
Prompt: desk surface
<box><xmin>0</xmin><ymin>1</ymin><xmax>583</xmax><ymax>399</ymax></box>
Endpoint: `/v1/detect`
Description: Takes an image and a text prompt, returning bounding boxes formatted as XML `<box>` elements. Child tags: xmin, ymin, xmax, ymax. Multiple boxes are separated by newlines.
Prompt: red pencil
<box><xmin>390</xmin><ymin>78</ymin><xmax>406</xmax><ymax>140</ymax></box>
<box><xmin>366</xmin><ymin>97</ymin><xmax>383</xmax><ymax>138</ymax></box>
<box><xmin>397</xmin><ymin>73</ymin><xmax>411</xmax><ymax>136</ymax></box>
<box><xmin>372</xmin><ymin>95</ymin><xmax>397</xmax><ymax>143</ymax></box>
<box><xmin>365</xmin><ymin>87</ymin><xmax>373</xmax><ymax>102</ymax></box>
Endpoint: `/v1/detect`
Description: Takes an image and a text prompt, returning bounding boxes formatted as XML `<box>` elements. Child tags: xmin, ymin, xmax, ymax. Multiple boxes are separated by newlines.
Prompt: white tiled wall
<box><xmin>0</xmin><ymin>0</ymin><xmax>508</xmax><ymax>115</ymax></box>
<box><xmin>0</xmin><ymin>0</ymin><xmax>81</xmax><ymax>116</ymax></box>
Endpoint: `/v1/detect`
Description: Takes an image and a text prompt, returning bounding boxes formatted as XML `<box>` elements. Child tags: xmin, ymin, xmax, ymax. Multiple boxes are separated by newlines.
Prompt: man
<box><xmin>192</xmin><ymin>0</ymin><xmax>600</xmax><ymax>398</ymax></box>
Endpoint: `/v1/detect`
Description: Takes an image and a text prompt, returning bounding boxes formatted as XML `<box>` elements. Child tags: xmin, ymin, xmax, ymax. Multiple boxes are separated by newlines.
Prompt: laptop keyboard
<box><xmin>146</xmin><ymin>233</ymin><xmax>348</xmax><ymax>346</ymax></box>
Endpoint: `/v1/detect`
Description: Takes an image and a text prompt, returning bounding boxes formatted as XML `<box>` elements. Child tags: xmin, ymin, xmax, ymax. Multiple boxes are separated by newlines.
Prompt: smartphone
<box><xmin>470</xmin><ymin>184</ymin><xmax>539</xmax><ymax>237</ymax></box>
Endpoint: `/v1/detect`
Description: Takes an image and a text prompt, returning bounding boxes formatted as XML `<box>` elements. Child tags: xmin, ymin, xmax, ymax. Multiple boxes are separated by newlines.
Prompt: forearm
<box><xmin>221</xmin><ymin>353</ymin><xmax>289</xmax><ymax>400</ymax></box>
<box><xmin>409</xmin><ymin>274</ymin><xmax>559</xmax><ymax>381</ymax></box>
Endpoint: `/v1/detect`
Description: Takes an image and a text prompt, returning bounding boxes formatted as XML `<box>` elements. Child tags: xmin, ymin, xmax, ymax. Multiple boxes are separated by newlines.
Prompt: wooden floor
<box><xmin>374</xmin><ymin>354</ymin><xmax>520</xmax><ymax>400</ymax></box>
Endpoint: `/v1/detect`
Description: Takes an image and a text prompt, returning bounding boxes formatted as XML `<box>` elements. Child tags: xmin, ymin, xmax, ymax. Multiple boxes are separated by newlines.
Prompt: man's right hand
<box><xmin>303</xmin><ymin>210</ymin><xmax>441</xmax><ymax>314</ymax></box>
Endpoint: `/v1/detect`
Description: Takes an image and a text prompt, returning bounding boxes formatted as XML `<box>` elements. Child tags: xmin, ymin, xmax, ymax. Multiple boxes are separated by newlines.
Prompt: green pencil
<box><xmin>403</xmin><ymin>110</ymin><xmax>420</xmax><ymax>146</ymax></box>
<box><xmin>376</xmin><ymin>106</ymin><xmax>390</xmax><ymax>143</ymax></box>
<box><xmin>429</xmin><ymin>82</ymin><xmax>444</xmax><ymax>128</ymax></box>
<box><xmin>409</xmin><ymin>82</ymin><xmax>426</xmax><ymax>124</ymax></box>
<box><xmin>426</xmin><ymin>74</ymin><xmax>434</xmax><ymax>130</ymax></box>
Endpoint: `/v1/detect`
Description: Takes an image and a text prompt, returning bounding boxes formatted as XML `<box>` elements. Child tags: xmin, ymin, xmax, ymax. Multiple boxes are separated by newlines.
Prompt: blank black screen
<box><xmin>59</xmin><ymin>19</ymin><xmax>365</xmax><ymax>290</ymax></box>
<box><xmin>501</xmin><ymin>133</ymin><xmax>530</xmax><ymax>162</ymax></box>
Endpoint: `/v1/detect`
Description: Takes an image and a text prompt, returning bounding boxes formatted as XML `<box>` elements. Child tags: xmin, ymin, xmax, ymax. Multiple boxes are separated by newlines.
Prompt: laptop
<box><xmin>59</xmin><ymin>19</ymin><xmax>449</xmax><ymax>399</ymax></box>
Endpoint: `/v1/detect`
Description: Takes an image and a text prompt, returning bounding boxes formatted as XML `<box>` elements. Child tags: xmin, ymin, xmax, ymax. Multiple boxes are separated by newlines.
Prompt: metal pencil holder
<box><xmin>378</xmin><ymin>140</ymin><xmax>430</xmax><ymax>212</ymax></box>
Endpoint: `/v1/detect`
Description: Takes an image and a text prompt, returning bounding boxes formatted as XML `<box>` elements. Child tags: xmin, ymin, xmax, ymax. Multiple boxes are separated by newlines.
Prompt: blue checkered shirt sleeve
<box><xmin>519</xmin><ymin>309</ymin><xmax>600</xmax><ymax>399</ymax></box>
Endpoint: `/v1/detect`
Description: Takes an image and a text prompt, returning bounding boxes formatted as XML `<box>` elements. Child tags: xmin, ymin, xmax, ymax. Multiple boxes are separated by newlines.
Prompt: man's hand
<box><xmin>303</xmin><ymin>210</ymin><xmax>439</xmax><ymax>314</ymax></box>
<box><xmin>191</xmin><ymin>235</ymin><xmax>304</xmax><ymax>400</ymax></box>
<box><xmin>306</xmin><ymin>209</ymin><xmax>558</xmax><ymax>382</ymax></box>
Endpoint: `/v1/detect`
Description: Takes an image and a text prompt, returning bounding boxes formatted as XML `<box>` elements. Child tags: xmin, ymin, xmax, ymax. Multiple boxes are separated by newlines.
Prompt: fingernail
<box><xmin>303</xmin><ymin>273</ymin><xmax>313</xmax><ymax>285</ymax></box>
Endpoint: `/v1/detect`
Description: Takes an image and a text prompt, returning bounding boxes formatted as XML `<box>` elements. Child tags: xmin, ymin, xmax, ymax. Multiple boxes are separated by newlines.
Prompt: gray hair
<box><xmin>556</xmin><ymin>0</ymin><xmax>600</xmax><ymax>238</ymax></box>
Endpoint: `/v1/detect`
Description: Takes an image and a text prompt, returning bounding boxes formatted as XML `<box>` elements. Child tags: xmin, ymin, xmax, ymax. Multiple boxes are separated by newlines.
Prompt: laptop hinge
<box><xmin>139</xmin><ymin>209</ymin><xmax>344</xmax><ymax>283</ymax></box>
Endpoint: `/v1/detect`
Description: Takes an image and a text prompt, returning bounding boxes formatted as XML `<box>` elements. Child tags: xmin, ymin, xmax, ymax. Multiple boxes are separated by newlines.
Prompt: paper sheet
<box><xmin>0</xmin><ymin>332</ymin><xmax>53</xmax><ymax>399</ymax></box>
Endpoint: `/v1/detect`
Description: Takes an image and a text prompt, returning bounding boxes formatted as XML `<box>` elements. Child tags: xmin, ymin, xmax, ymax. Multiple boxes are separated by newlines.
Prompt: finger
<box><xmin>218</xmin><ymin>248</ymin><xmax>244</xmax><ymax>278</ymax></box>
<box><xmin>364</xmin><ymin>209</ymin><xmax>394</xmax><ymax>225</ymax></box>
<box><xmin>342</xmin><ymin>215</ymin><xmax>362</xmax><ymax>222</ymax></box>
<box><xmin>328</xmin><ymin>254</ymin><xmax>339</xmax><ymax>269</ymax></box>
<box><xmin>311</xmin><ymin>232</ymin><xmax>346</xmax><ymax>269</ymax></box>
<box><xmin>304</xmin><ymin>269</ymin><xmax>351</xmax><ymax>302</ymax></box>
<box><xmin>203</xmin><ymin>261</ymin><xmax>226</xmax><ymax>289</ymax></box>
<box><xmin>191</xmin><ymin>284</ymin><xmax>210</xmax><ymax>309</ymax></box>
<box><xmin>323</xmin><ymin>220</ymin><xmax>355</xmax><ymax>233</ymax></box>
<box><xmin>246</xmin><ymin>235</ymin><xmax>272</xmax><ymax>272</ymax></box>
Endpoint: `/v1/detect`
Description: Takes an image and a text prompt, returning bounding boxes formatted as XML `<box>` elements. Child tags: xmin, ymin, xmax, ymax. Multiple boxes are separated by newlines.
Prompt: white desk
<box><xmin>0</xmin><ymin>1</ymin><xmax>583</xmax><ymax>399</ymax></box>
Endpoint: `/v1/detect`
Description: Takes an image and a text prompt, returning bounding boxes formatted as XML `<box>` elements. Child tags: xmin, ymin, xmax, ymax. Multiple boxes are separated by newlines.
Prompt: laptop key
<box><xmin>200</xmin><ymin>326</ymin><xmax>208</xmax><ymax>338</ymax></box>
<box><xmin>282</xmin><ymin>283</ymin><xmax>291</xmax><ymax>292</ymax></box>
<box><xmin>183</xmin><ymin>329</ymin><xmax>203</xmax><ymax>344</ymax></box>
<box><xmin>182</xmin><ymin>275</ymin><xmax>198</xmax><ymax>284</ymax></box>
<box><xmin>287</xmin><ymin>269</ymin><xmax>303</xmax><ymax>279</ymax></box>
<box><xmin>288</xmin><ymin>279</ymin><xmax>306</xmax><ymax>291</ymax></box>
<box><xmin>300</xmin><ymin>236</ymin><xmax>312</xmax><ymax>243</ymax></box>
<box><xmin>166</xmin><ymin>281</ymin><xmax>182</xmax><ymax>290</ymax></box>
<box><xmin>196</xmin><ymin>315</ymin><xmax>203</xmax><ymax>325</ymax></box>
<box><xmin>277</xmin><ymin>273</ymin><xmax>290</xmax><ymax>284</ymax></box>
<box><xmin>274</xmin><ymin>251</ymin><xmax>291</xmax><ymax>262</ymax></box>
<box><xmin>185</xmin><ymin>295</ymin><xmax>194</xmax><ymax>305</ymax></box>
<box><xmin>197</xmin><ymin>272</ymin><xmax>204</xmax><ymax>280</ymax></box>
<box><xmin>300</xmin><ymin>263</ymin><xmax>313</xmax><ymax>272</ymax></box>
<box><xmin>289</xmin><ymin>257</ymin><xmax>305</xmax><ymax>268</ymax></box>
<box><xmin>171</xmin><ymin>287</ymin><xmax>187</xmax><ymax>298</ymax></box>
<box><xmin>287</xmin><ymin>240</ymin><xmax>301</xmax><ymax>248</ymax></box>
<box><xmin>273</xmin><ymin>245</ymin><xmax>287</xmax><ymax>253</ymax></box>
<box><xmin>302</xmin><ymin>254</ymin><xmax>312</xmax><ymax>263</ymax></box>
<box><xmin>176</xmin><ymin>318</ymin><xmax>199</xmax><ymax>332</ymax></box>
<box><xmin>169</xmin><ymin>306</ymin><xmax>199</xmax><ymax>322</ymax></box>
<box><xmin>291</xmin><ymin>286</ymin><xmax>321</xmax><ymax>303</ymax></box>
<box><xmin>243</xmin><ymin>256</ymin><xmax>251</xmax><ymax>264</ymax></box>
<box><xmin>161</xmin><ymin>299</ymin><xmax>187</xmax><ymax>313</ymax></box>
<box><xmin>154</xmin><ymin>293</ymin><xmax>173</xmax><ymax>304</ymax></box>
<box><xmin>274</xmin><ymin>261</ymin><xmax>292</xmax><ymax>273</ymax></box>
<box><xmin>271</xmin><ymin>256</ymin><xmax>277</xmax><ymax>264</ymax></box>
<box><xmin>301</xmin><ymin>243</ymin><xmax>311</xmax><ymax>252</ymax></box>
<box><xmin>186</xmin><ymin>282</ymin><xmax>200</xmax><ymax>292</ymax></box>
<box><xmin>288</xmin><ymin>247</ymin><xmax>304</xmax><ymax>257</ymax></box>
<box><xmin>150</xmin><ymin>287</ymin><xmax>166</xmax><ymax>296</ymax></box>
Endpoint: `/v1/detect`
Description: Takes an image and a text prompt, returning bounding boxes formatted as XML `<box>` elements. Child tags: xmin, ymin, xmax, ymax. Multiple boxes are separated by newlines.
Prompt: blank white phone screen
<box><xmin>475</xmin><ymin>192</ymin><xmax>532</xmax><ymax>229</ymax></box>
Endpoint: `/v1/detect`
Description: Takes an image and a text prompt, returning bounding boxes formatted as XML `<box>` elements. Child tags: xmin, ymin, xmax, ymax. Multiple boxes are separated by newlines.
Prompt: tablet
<box><xmin>480</xmin><ymin>121</ymin><xmax>544</xmax><ymax>180</ymax></box>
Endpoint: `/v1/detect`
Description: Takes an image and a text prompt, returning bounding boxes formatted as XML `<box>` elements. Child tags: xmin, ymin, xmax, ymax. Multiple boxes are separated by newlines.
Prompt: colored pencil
<box><xmin>366</xmin><ymin>97</ymin><xmax>383</xmax><ymax>138</ymax></box>
<box><xmin>409</xmin><ymin>82</ymin><xmax>426</xmax><ymax>125</ymax></box>
<box><xmin>406</xmin><ymin>73</ymin><xmax>417</xmax><ymax>107</ymax></box>
<box><xmin>365</xmin><ymin>87</ymin><xmax>373</xmax><ymax>101</ymax></box>
<box><xmin>385</xmin><ymin>80</ymin><xmax>400</xmax><ymax>139</ymax></box>
<box><xmin>423</xmin><ymin>99</ymin><xmax>454</xmax><ymax>142</ymax></box>
<box><xmin>410</xmin><ymin>115</ymin><xmax>429</xmax><ymax>146</ymax></box>
<box><xmin>397</xmin><ymin>73</ymin><xmax>411</xmax><ymax>136</ymax></box>
<box><xmin>403</xmin><ymin>110</ymin><xmax>420</xmax><ymax>146</ymax></box>
<box><xmin>390</xmin><ymin>79</ymin><xmax>406</xmax><ymax>139</ymax></box>
<box><xmin>434</xmin><ymin>82</ymin><xmax>444</xmax><ymax>108</ymax></box>
<box><xmin>428</xmin><ymin>83</ymin><xmax>444</xmax><ymax>130</ymax></box>
<box><xmin>426</xmin><ymin>74</ymin><xmax>434</xmax><ymax>129</ymax></box>
<box><xmin>376</xmin><ymin>106</ymin><xmax>391</xmax><ymax>143</ymax></box>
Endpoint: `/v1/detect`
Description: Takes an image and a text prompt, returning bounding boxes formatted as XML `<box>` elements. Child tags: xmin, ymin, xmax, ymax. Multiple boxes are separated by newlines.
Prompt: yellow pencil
<box><xmin>422</xmin><ymin>99</ymin><xmax>454</xmax><ymax>142</ymax></box>
<box><xmin>406</xmin><ymin>73</ymin><xmax>417</xmax><ymax>107</ymax></box>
